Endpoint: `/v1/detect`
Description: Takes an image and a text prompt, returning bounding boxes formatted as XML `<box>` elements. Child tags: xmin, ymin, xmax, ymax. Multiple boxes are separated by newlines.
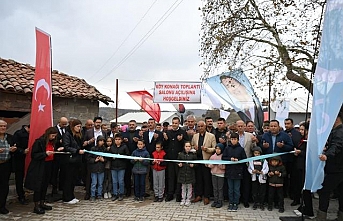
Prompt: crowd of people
<box><xmin>0</xmin><ymin>112</ymin><xmax>342</xmax><ymax>221</ymax></box>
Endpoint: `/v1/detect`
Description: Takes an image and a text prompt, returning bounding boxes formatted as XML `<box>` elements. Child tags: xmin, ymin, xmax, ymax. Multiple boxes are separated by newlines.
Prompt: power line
<box><xmin>87</xmin><ymin>0</ymin><xmax>158</xmax><ymax>81</ymax></box>
<box><xmin>95</xmin><ymin>0</ymin><xmax>184</xmax><ymax>84</ymax></box>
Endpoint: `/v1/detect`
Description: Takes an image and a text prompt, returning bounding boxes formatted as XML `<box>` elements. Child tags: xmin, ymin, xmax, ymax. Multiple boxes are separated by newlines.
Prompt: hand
<box><xmin>133</xmin><ymin>137</ymin><xmax>139</xmax><ymax>142</ymax></box>
<box><xmin>187</xmin><ymin>130</ymin><xmax>195</xmax><ymax>136</ymax></box>
<box><xmin>177</xmin><ymin>134</ymin><xmax>183</xmax><ymax>141</ymax></box>
<box><xmin>46</xmin><ymin>150</ymin><xmax>54</xmax><ymax>156</ymax></box>
<box><xmin>99</xmin><ymin>157</ymin><xmax>105</xmax><ymax>162</ymax></box>
<box><xmin>268</xmin><ymin>171</ymin><xmax>274</xmax><ymax>176</ymax></box>
<box><xmin>219</xmin><ymin>137</ymin><xmax>226</xmax><ymax>144</ymax></box>
<box><xmin>189</xmin><ymin>164</ymin><xmax>194</xmax><ymax>168</ymax></box>
<box><xmin>294</xmin><ymin>148</ymin><xmax>301</xmax><ymax>156</ymax></box>
<box><xmin>57</xmin><ymin>147</ymin><xmax>64</xmax><ymax>152</ymax></box>
<box><xmin>95</xmin><ymin>156</ymin><xmax>100</xmax><ymax>162</ymax></box>
<box><xmin>262</xmin><ymin>141</ymin><xmax>269</xmax><ymax>148</ymax></box>
<box><xmin>0</xmin><ymin>148</ymin><xmax>4</xmax><ymax>153</ymax></box>
<box><xmin>123</xmin><ymin>138</ymin><xmax>128</xmax><ymax>142</ymax></box>
<box><xmin>274</xmin><ymin>171</ymin><xmax>280</xmax><ymax>176</ymax></box>
<box><xmin>79</xmin><ymin>149</ymin><xmax>85</xmax><ymax>154</ymax></box>
<box><xmin>276</xmin><ymin>141</ymin><xmax>284</xmax><ymax>148</ymax></box>
<box><xmin>252</xmin><ymin>136</ymin><xmax>258</xmax><ymax>143</ymax></box>
<box><xmin>319</xmin><ymin>154</ymin><xmax>327</xmax><ymax>161</ymax></box>
<box><xmin>60</xmin><ymin>139</ymin><xmax>63</xmax><ymax>144</ymax></box>
<box><xmin>201</xmin><ymin>146</ymin><xmax>207</xmax><ymax>151</ymax></box>
<box><xmin>152</xmin><ymin>160</ymin><xmax>156</xmax><ymax>164</ymax></box>
<box><xmin>139</xmin><ymin>131</ymin><xmax>143</xmax><ymax>137</ymax></box>
<box><xmin>153</xmin><ymin>133</ymin><xmax>159</xmax><ymax>139</ymax></box>
<box><xmin>163</xmin><ymin>132</ymin><xmax>168</xmax><ymax>140</ymax></box>
<box><xmin>139</xmin><ymin>157</ymin><xmax>143</xmax><ymax>162</ymax></box>
<box><xmin>83</xmin><ymin>141</ymin><xmax>88</xmax><ymax>146</ymax></box>
<box><xmin>194</xmin><ymin>145</ymin><xmax>198</xmax><ymax>151</ymax></box>
<box><xmin>9</xmin><ymin>144</ymin><xmax>17</xmax><ymax>152</ymax></box>
<box><xmin>178</xmin><ymin>163</ymin><xmax>182</xmax><ymax>167</ymax></box>
<box><xmin>252</xmin><ymin>169</ymin><xmax>257</xmax><ymax>174</ymax></box>
<box><xmin>24</xmin><ymin>148</ymin><xmax>29</xmax><ymax>154</ymax></box>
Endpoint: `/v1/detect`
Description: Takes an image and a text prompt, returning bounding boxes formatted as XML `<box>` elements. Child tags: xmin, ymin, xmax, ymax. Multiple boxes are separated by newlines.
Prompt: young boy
<box><xmin>208</xmin><ymin>143</ymin><xmax>226</xmax><ymax>208</ymax></box>
<box><xmin>248</xmin><ymin>146</ymin><xmax>269</xmax><ymax>210</ymax></box>
<box><xmin>267</xmin><ymin>156</ymin><xmax>286</xmax><ymax>213</ymax></box>
<box><xmin>131</xmin><ymin>139</ymin><xmax>150</xmax><ymax>202</ymax></box>
<box><xmin>177</xmin><ymin>141</ymin><xmax>197</xmax><ymax>207</ymax></box>
<box><xmin>151</xmin><ymin>142</ymin><xmax>167</xmax><ymax>202</ymax></box>
<box><xmin>222</xmin><ymin>133</ymin><xmax>247</xmax><ymax>212</ymax></box>
<box><xmin>87</xmin><ymin>135</ymin><xmax>106</xmax><ymax>201</ymax></box>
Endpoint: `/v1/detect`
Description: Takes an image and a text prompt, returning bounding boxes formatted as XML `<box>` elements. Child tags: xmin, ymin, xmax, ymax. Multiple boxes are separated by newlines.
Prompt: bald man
<box><xmin>51</xmin><ymin>117</ymin><xmax>69</xmax><ymax>196</ymax></box>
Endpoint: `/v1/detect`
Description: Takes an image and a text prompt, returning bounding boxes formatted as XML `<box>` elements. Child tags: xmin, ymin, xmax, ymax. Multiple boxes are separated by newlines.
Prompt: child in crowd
<box><xmin>267</xmin><ymin>156</ymin><xmax>286</xmax><ymax>213</ymax></box>
<box><xmin>222</xmin><ymin>133</ymin><xmax>247</xmax><ymax>212</ymax></box>
<box><xmin>248</xmin><ymin>146</ymin><xmax>269</xmax><ymax>210</ymax></box>
<box><xmin>87</xmin><ymin>135</ymin><xmax>107</xmax><ymax>201</ymax></box>
<box><xmin>109</xmin><ymin>134</ymin><xmax>130</xmax><ymax>201</ymax></box>
<box><xmin>103</xmin><ymin>137</ymin><xmax>113</xmax><ymax>199</ymax></box>
<box><xmin>151</xmin><ymin>142</ymin><xmax>167</xmax><ymax>202</ymax></box>
<box><xmin>131</xmin><ymin>139</ymin><xmax>150</xmax><ymax>202</ymax></box>
<box><xmin>207</xmin><ymin>143</ymin><xmax>226</xmax><ymax>208</ymax></box>
<box><xmin>177</xmin><ymin>141</ymin><xmax>197</xmax><ymax>206</ymax></box>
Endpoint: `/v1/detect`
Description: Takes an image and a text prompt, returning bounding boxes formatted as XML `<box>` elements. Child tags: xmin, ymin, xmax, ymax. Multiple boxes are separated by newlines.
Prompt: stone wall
<box><xmin>0</xmin><ymin>92</ymin><xmax>100</xmax><ymax>127</ymax></box>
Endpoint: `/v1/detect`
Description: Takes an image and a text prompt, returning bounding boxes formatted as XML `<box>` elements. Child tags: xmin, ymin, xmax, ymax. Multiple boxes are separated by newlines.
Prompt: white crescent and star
<box><xmin>34</xmin><ymin>79</ymin><xmax>51</xmax><ymax>112</ymax></box>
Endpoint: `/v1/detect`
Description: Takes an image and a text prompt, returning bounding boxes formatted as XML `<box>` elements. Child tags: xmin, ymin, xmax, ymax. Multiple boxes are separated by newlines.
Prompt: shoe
<box><xmin>290</xmin><ymin>200</ymin><xmax>300</xmax><ymax>206</ymax></box>
<box><xmin>192</xmin><ymin>196</ymin><xmax>202</xmax><ymax>203</ymax></box>
<box><xmin>244</xmin><ymin>202</ymin><xmax>250</xmax><ymax>208</ymax></box>
<box><xmin>0</xmin><ymin>207</ymin><xmax>9</xmax><ymax>214</ymax></box>
<box><xmin>268</xmin><ymin>205</ymin><xmax>273</xmax><ymax>211</ymax></box>
<box><xmin>176</xmin><ymin>195</ymin><xmax>181</xmax><ymax>202</ymax></box>
<box><xmin>293</xmin><ymin>209</ymin><xmax>302</xmax><ymax>216</ymax></box>
<box><xmin>180</xmin><ymin>201</ymin><xmax>185</xmax><ymax>206</ymax></box>
<box><xmin>232</xmin><ymin>204</ymin><xmax>238</xmax><ymax>212</ymax></box>
<box><xmin>118</xmin><ymin>195</ymin><xmax>124</xmax><ymax>201</ymax></box>
<box><xmin>216</xmin><ymin>201</ymin><xmax>223</xmax><ymax>208</ymax></box>
<box><xmin>64</xmin><ymin>199</ymin><xmax>77</xmax><ymax>204</ymax></box>
<box><xmin>104</xmin><ymin>192</ymin><xmax>109</xmax><ymax>199</ymax></box>
<box><xmin>134</xmin><ymin>197</ymin><xmax>139</xmax><ymax>201</ymax></box>
<box><xmin>84</xmin><ymin>194</ymin><xmax>90</xmax><ymax>200</ymax></box>
<box><xmin>158</xmin><ymin>198</ymin><xmax>163</xmax><ymax>202</ymax></box>
<box><xmin>90</xmin><ymin>197</ymin><xmax>96</xmax><ymax>202</ymax></box>
<box><xmin>98</xmin><ymin>196</ymin><xmax>103</xmax><ymax>201</ymax></box>
<box><xmin>260</xmin><ymin>205</ymin><xmax>265</xmax><ymax>211</ymax></box>
<box><xmin>19</xmin><ymin>198</ymin><xmax>29</xmax><ymax>205</ymax></box>
<box><xmin>108</xmin><ymin>192</ymin><xmax>112</xmax><ymax>198</ymax></box>
<box><xmin>185</xmin><ymin>201</ymin><xmax>191</xmax><ymax>207</ymax></box>
<box><xmin>274</xmin><ymin>204</ymin><xmax>279</xmax><ymax>209</ymax></box>
<box><xmin>33</xmin><ymin>207</ymin><xmax>45</xmax><ymax>214</ymax></box>
<box><xmin>40</xmin><ymin>204</ymin><xmax>52</xmax><ymax>210</ymax></box>
<box><xmin>72</xmin><ymin>198</ymin><xmax>80</xmax><ymax>203</ymax></box>
<box><xmin>211</xmin><ymin>201</ymin><xmax>217</xmax><ymax>207</ymax></box>
<box><xmin>228</xmin><ymin>203</ymin><xmax>233</xmax><ymax>212</ymax></box>
<box><xmin>154</xmin><ymin>196</ymin><xmax>159</xmax><ymax>202</ymax></box>
<box><xmin>165</xmin><ymin>195</ymin><xmax>174</xmax><ymax>202</ymax></box>
<box><xmin>279</xmin><ymin>207</ymin><xmax>285</xmax><ymax>213</ymax></box>
<box><xmin>253</xmin><ymin>203</ymin><xmax>258</xmax><ymax>210</ymax></box>
<box><xmin>112</xmin><ymin>195</ymin><xmax>118</xmax><ymax>201</ymax></box>
<box><xmin>203</xmin><ymin>197</ymin><xmax>210</xmax><ymax>205</ymax></box>
<box><xmin>139</xmin><ymin>197</ymin><xmax>144</xmax><ymax>202</ymax></box>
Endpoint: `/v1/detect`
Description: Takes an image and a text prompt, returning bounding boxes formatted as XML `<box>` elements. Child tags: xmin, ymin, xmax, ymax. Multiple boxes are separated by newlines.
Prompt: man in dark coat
<box><xmin>12</xmin><ymin>124</ymin><xmax>30</xmax><ymax>205</ymax></box>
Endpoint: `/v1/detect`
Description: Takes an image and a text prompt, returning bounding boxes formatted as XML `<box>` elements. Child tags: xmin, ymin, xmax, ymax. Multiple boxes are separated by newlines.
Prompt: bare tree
<box><xmin>200</xmin><ymin>0</ymin><xmax>326</xmax><ymax>94</ymax></box>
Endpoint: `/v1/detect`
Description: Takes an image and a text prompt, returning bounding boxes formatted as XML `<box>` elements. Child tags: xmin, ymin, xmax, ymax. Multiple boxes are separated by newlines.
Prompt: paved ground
<box><xmin>0</xmin><ymin>186</ymin><xmax>339</xmax><ymax>221</ymax></box>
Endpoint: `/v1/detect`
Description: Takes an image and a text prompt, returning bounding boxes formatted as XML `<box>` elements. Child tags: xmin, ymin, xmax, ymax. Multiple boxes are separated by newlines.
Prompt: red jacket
<box><xmin>151</xmin><ymin>150</ymin><xmax>167</xmax><ymax>171</ymax></box>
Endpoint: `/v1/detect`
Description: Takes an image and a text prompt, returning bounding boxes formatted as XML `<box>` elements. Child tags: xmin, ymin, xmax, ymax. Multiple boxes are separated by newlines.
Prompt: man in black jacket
<box><xmin>317</xmin><ymin>112</ymin><xmax>343</xmax><ymax>221</ymax></box>
<box><xmin>12</xmin><ymin>125</ymin><xmax>30</xmax><ymax>205</ymax></box>
<box><xmin>163</xmin><ymin>117</ymin><xmax>188</xmax><ymax>202</ymax></box>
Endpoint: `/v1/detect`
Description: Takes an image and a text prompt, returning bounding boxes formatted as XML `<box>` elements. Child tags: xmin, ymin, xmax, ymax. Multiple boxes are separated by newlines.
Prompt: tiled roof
<box><xmin>0</xmin><ymin>58</ymin><xmax>113</xmax><ymax>104</ymax></box>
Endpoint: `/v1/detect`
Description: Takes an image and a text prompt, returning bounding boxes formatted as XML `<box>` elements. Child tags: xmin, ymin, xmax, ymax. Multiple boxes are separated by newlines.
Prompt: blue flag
<box><xmin>305</xmin><ymin>0</ymin><xmax>343</xmax><ymax>192</ymax></box>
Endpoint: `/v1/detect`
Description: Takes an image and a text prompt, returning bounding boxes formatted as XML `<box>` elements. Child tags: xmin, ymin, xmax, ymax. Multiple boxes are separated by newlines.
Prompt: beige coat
<box><xmin>191</xmin><ymin>132</ymin><xmax>216</xmax><ymax>160</ymax></box>
<box><xmin>239</xmin><ymin>132</ymin><xmax>256</xmax><ymax>158</ymax></box>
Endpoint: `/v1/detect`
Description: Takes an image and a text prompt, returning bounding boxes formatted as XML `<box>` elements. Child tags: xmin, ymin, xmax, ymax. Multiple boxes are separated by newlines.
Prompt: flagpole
<box><xmin>115</xmin><ymin>78</ymin><xmax>118</xmax><ymax>124</ymax></box>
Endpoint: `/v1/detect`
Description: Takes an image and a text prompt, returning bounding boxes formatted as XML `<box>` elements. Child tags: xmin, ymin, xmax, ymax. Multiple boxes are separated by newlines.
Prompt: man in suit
<box><xmin>51</xmin><ymin>117</ymin><xmax>68</xmax><ymax>196</ymax></box>
<box><xmin>143</xmin><ymin>118</ymin><xmax>163</xmax><ymax>192</ymax></box>
<box><xmin>236</xmin><ymin>120</ymin><xmax>256</xmax><ymax>208</ymax></box>
<box><xmin>82</xmin><ymin>117</ymin><xmax>108</xmax><ymax>200</ymax></box>
<box><xmin>163</xmin><ymin>117</ymin><xmax>188</xmax><ymax>202</ymax></box>
<box><xmin>182</xmin><ymin>115</ymin><xmax>197</xmax><ymax>141</ymax></box>
<box><xmin>191</xmin><ymin>120</ymin><xmax>216</xmax><ymax>205</ymax></box>
<box><xmin>122</xmin><ymin>120</ymin><xmax>140</xmax><ymax>196</ymax></box>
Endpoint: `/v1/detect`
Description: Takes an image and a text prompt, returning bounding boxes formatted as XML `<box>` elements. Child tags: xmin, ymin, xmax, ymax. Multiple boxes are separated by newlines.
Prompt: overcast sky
<box><xmin>1</xmin><ymin>0</ymin><xmax>216</xmax><ymax>110</ymax></box>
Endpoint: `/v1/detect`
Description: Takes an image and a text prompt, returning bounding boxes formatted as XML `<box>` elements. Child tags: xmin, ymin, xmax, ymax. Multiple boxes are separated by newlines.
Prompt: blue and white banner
<box><xmin>206</xmin><ymin>70</ymin><xmax>264</xmax><ymax>130</ymax></box>
<box><xmin>305</xmin><ymin>0</ymin><xmax>343</xmax><ymax>192</ymax></box>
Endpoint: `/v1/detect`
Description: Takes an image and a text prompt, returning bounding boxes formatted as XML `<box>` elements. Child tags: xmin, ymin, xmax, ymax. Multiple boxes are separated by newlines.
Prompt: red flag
<box><xmin>25</xmin><ymin>28</ymin><xmax>53</xmax><ymax>173</ymax></box>
<box><xmin>127</xmin><ymin>90</ymin><xmax>161</xmax><ymax>122</ymax></box>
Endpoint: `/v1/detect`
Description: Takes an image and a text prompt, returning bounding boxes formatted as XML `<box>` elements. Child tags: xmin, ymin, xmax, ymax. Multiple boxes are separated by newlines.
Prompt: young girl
<box><xmin>87</xmin><ymin>135</ymin><xmax>106</xmax><ymax>201</ymax></box>
<box><xmin>103</xmin><ymin>137</ymin><xmax>113</xmax><ymax>199</ymax></box>
<box><xmin>248</xmin><ymin>146</ymin><xmax>268</xmax><ymax>210</ymax></box>
<box><xmin>109</xmin><ymin>134</ymin><xmax>129</xmax><ymax>201</ymax></box>
<box><xmin>177</xmin><ymin>141</ymin><xmax>197</xmax><ymax>207</ymax></box>
<box><xmin>131</xmin><ymin>139</ymin><xmax>150</xmax><ymax>202</ymax></box>
<box><xmin>208</xmin><ymin>143</ymin><xmax>226</xmax><ymax>208</ymax></box>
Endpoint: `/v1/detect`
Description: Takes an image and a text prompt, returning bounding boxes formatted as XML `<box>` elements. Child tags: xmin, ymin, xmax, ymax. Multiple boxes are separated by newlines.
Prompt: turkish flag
<box><xmin>25</xmin><ymin>28</ymin><xmax>53</xmax><ymax>173</ymax></box>
<box><xmin>127</xmin><ymin>90</ymin><xmax>161</xmax><ymax>122</ymax></box>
